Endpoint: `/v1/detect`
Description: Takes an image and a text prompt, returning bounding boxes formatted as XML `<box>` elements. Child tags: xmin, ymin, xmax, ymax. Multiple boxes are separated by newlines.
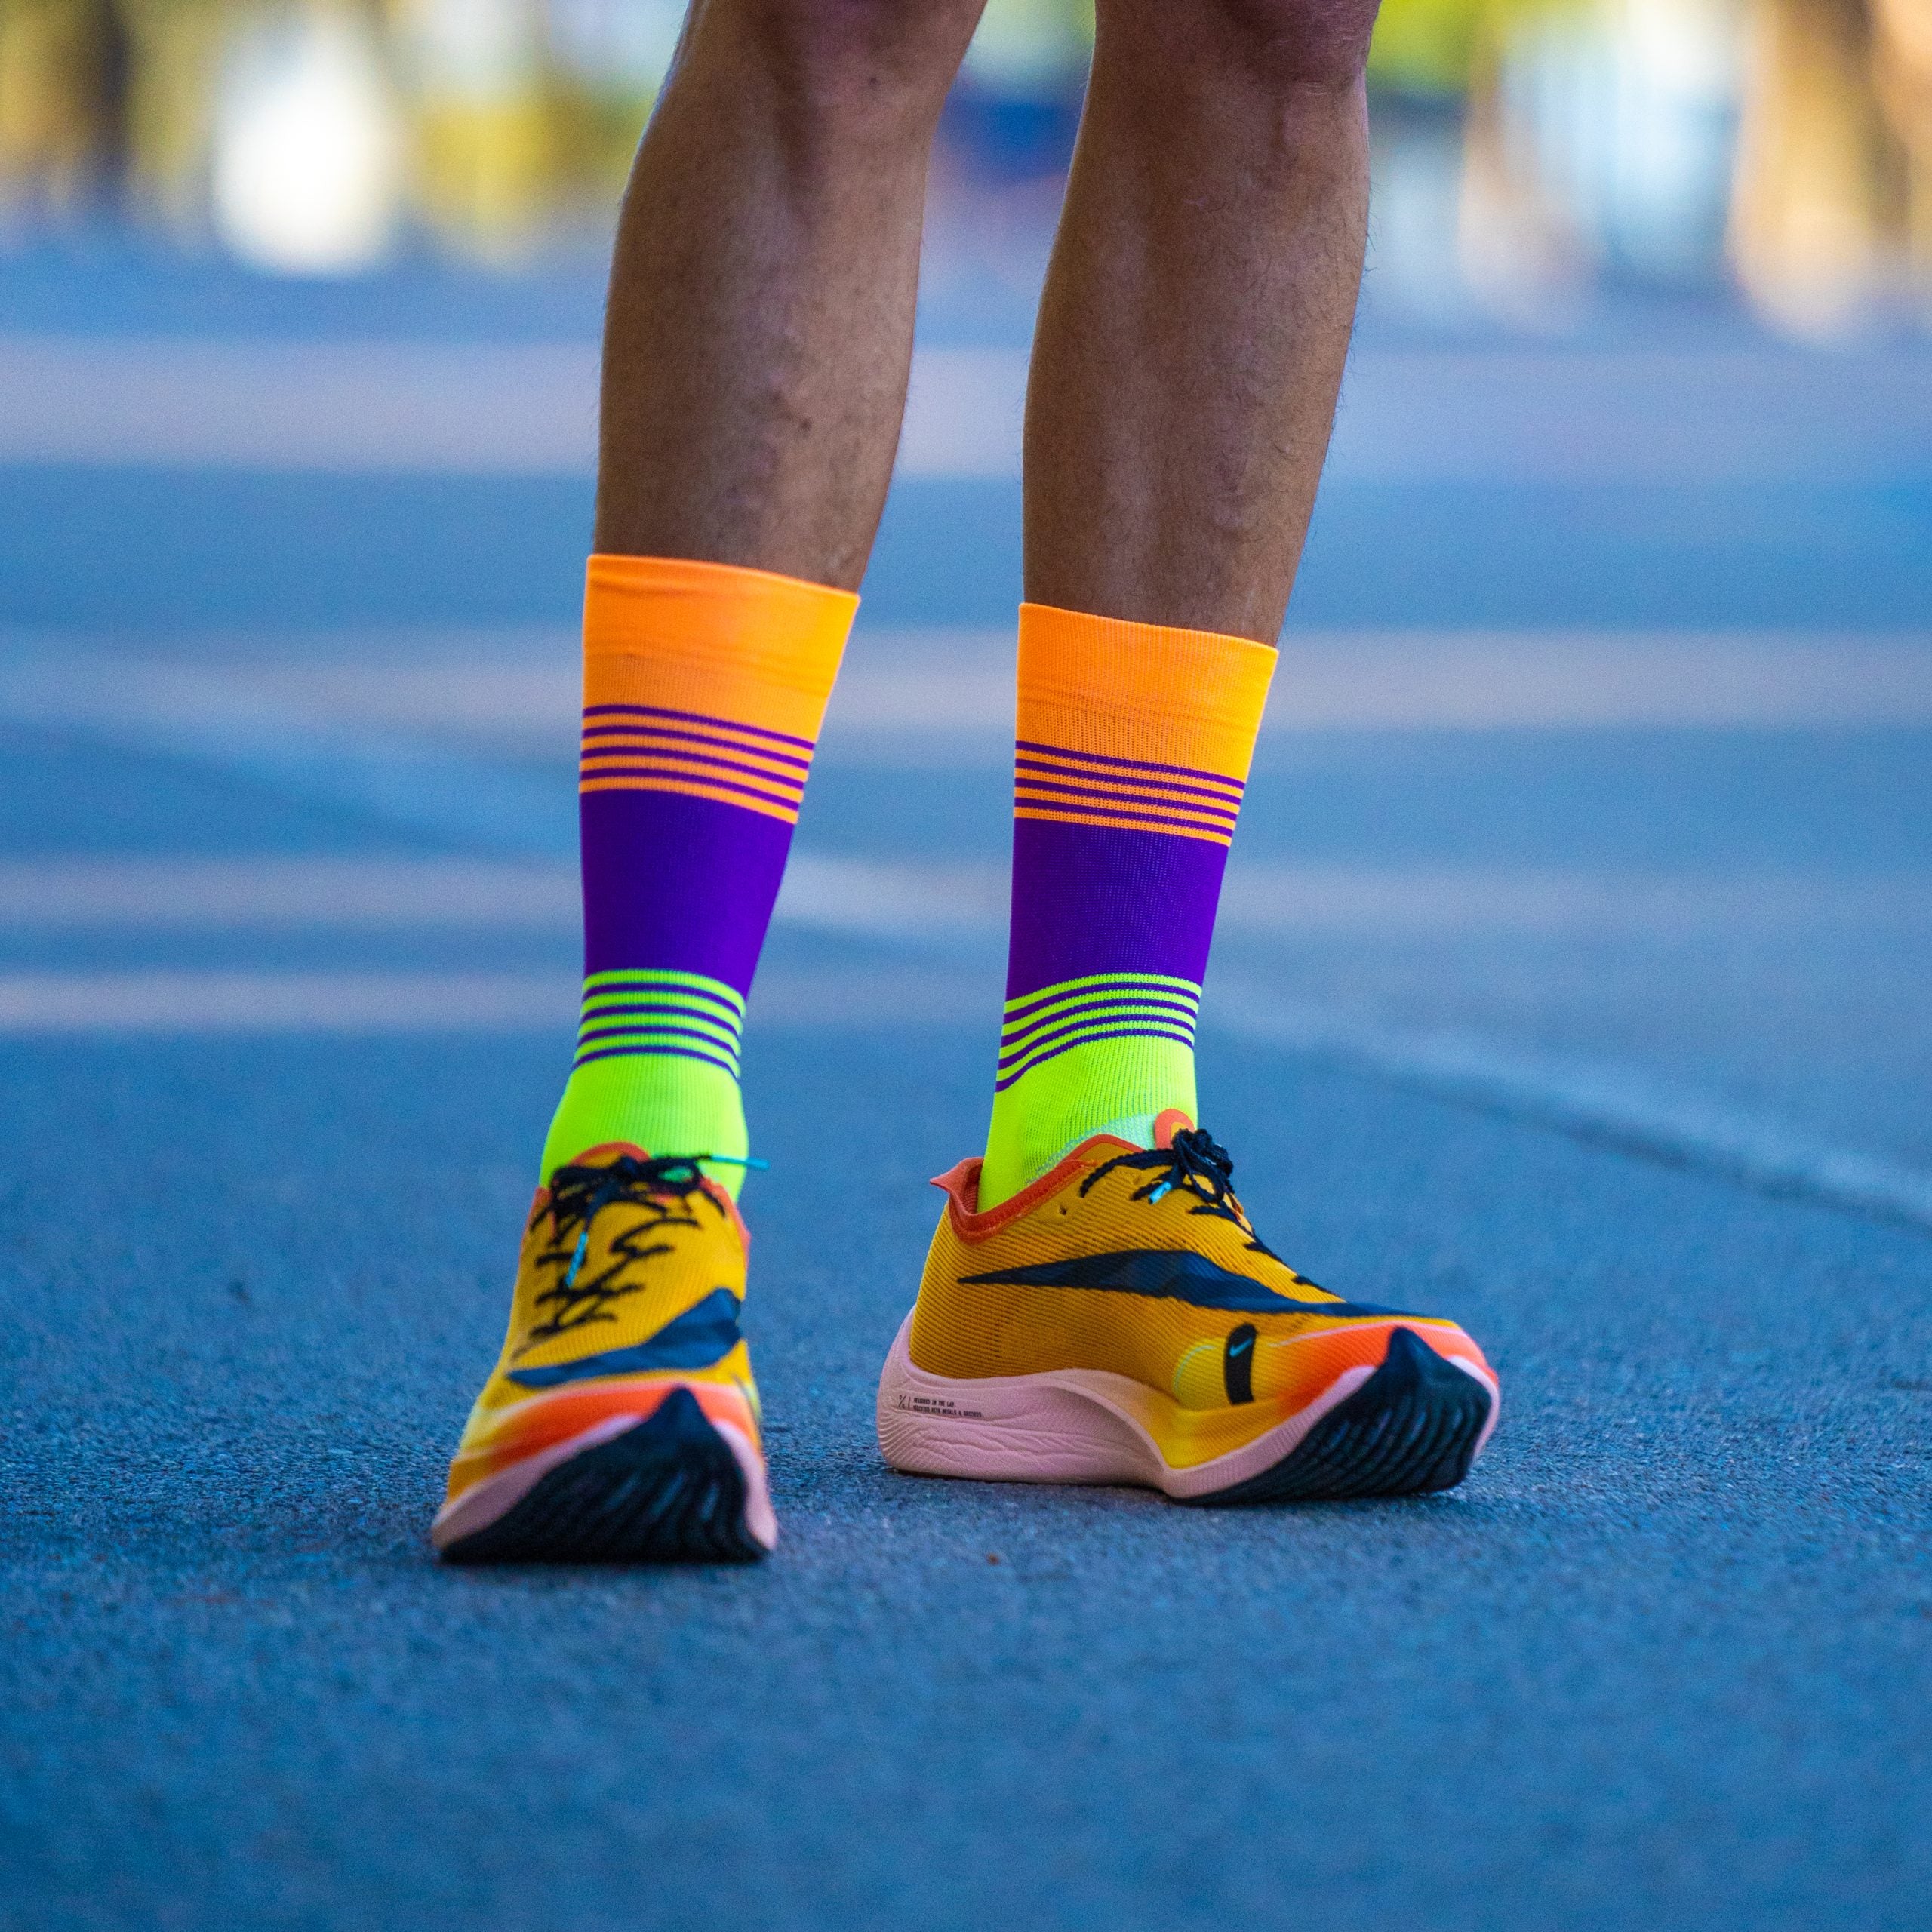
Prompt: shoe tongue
<box><xmin>561</xmin><ymin>1140</ymin><xmax>653</xmax><ymax>1169</ymax></box>
<box><xmin>1151</xmin><ymin>1107</ymin><xmax>1195</xmax><ymax>1149</ymax></box>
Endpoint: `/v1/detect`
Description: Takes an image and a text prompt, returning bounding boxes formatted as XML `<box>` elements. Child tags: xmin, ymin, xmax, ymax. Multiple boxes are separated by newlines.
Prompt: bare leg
<box><xmin>1024</xmin><ymin>0</ymin><xmax>1381</xmax><ymax>641</ymax></box>
<box><xmin>595</xmin><ymin>0</ymin><xmax>986</xmax><ymax>587</ymax></box>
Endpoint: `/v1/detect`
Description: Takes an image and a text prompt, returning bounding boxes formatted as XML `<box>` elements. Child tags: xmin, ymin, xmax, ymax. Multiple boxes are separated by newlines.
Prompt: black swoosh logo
<box><xmin>508</xmin><ymin>1287</ymin><xmax>743</xmax><ymax>1389</ymax></box>
<box><xmin>1224</xmin><ymin>1322</ymin><xmax>1258</xmax><ymax>1404</ymax></box>
<box><xmin>957</xmin><ymin>1249</ymin><xmax>1413</xmax><ymax>1318</ymax></box>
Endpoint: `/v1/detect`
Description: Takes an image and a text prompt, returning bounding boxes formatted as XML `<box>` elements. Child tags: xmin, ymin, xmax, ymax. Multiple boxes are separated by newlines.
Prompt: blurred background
<box><xmin>0</xmin><ymin>0</ymin><xmax>1927</xmax><ymax>1198</ymax></box>
<box><xmin>1</xmin><ymin>0</ymin><xmax>1928</xmax><ymax>328</ymax></box>
<box><xmin>0</xmin><ymin>0</ymin><xmax>1927</xmax><ymax>1146</ymax></box>
<box><xmin>3</xmin><ymin>7</ymin><xmax>1932</xmax><ymax>1919</ymax></box>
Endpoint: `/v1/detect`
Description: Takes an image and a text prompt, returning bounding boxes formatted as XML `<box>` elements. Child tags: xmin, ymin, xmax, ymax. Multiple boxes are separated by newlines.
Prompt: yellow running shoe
<box><xmin>878</xmin><ymin>1117</ymin><xmax>1498</xmax><ymax>1503</ymax></box>
<box><xmin>432</xmin><ymin>1145</ymin><xmax>775</xmax><ymax>1563</ymax></box>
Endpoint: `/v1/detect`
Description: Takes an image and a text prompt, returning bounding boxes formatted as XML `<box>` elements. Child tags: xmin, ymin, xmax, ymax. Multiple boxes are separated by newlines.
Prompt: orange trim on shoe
<box><xmin>933</xmin><ymin>1112</ymin><xmax>1201</xmax><ymax>1239</ymax></box>
<box><xmin>931</xmin><ymin>1134</ymin><xmax>1143</xmax><ymax>1241</ymax></box>
<box><xmin>445</xmin><ymin>1374</ymin><xmax>761</xmax><ymax>1502</ymax></box>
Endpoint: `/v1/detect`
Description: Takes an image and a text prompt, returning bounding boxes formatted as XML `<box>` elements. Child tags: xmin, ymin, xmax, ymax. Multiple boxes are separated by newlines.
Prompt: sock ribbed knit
<box><xmin>977</xmin><ymin>601</ymin><xmax>1278</xmax><ymax>1209</ymax></box>
<box><xmin>540</xmin><ymin>555</ymin><xmax>856</xmax><ymax>1195</ymax></box>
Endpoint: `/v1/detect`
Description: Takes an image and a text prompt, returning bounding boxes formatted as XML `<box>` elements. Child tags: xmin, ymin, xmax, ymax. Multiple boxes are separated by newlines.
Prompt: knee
<box><xmin>1106</xmin><ymin>0</ymin><xmax>1382</xmax><ymax>91</ymax></box>
<box><xmin>1235</xmin><ymin>0</ymin><xmax>1383</xmax><ymax>85</ymax></box>
<box><xmin>720</xmin><ymin>0</ymin><xmax>986</xmax><ymax>122</ymax></box>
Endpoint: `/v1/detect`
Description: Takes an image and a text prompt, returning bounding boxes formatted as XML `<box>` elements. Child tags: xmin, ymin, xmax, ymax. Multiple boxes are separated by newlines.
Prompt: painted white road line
<box><xmin>0</xmin><ymin>854</ymin><xmax>1926</xmax><ymax>937</ymax></box>
<box><xmin>0</xmin><ymin>339</ymin><xmax>599</xmax><ymax>475</ymax></box>
<box><xmin>1265</xmin><ymin>633</ymin><xmax>1932</xmax><ymax>731</ymax></box>
<box><xmin>0</xmin><ymin>958</ymin><xmax>1923</xmax><ymax>1233</ymax></box>
<box><xmin>0</xmin><ymin>857</ymin><xmax>582</xmax><ymax>927</ymax></box>
<box><xmin>0</xmin><ymin>965</ymin><xmax>986</xmax><ymax>1033</ymax></box>
<box><xmin>0</xmin><ymin>970</ymin><xmax>572</xmax><ymax>1032</ymax></box>
<box><xmin>827</xmin><ymin>632</ymin><xmax>1932</xmax><ymax>736</ymax></box>
<box><xmin>0</xmin><ymin>340</ymin><xmax>1017</xmax><ymax>481</ymax></box>
<box><xmin>9</xmin><ymin>635</ymin><xmax>1932</xmax><ymax>776</ymax></box>
<box><xmin>4</xmin><ymin>337</ymin><xmax>1928</xmax><ymax>482</ymax></box>
<box><xmin>0</xmin><ymin>646</ymin><xmax>574</xmax><ymax>855</ymax></box>
<box><xmin>1207</xmin><ymin>982</ymin><xmax>1932</xmax><ymax>1235</ymax></box>
<box><xmin>0</xmin><ymin>854</ymin><xmax>1002</xmax><ymax>935</ymax></box>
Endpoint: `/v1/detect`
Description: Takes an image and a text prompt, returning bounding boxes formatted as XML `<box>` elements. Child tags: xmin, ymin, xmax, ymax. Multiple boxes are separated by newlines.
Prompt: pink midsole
<box><xmin>431</xmin><ymin>1397</ymin><xmax>777</xmax><ymax>1552</ymax></box>
<box><xmin>875</xmin><ymin>1312</ymin><xmax>1500</xmax><ymax>1500</ymax></box>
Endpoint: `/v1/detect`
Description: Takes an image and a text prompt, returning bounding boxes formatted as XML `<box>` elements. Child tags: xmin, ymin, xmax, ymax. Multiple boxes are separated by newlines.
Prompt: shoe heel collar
<box><xmin>930</xmin><ymin>1134</ymin><xmax>1144</xmax><ymax>1238</ymax></box>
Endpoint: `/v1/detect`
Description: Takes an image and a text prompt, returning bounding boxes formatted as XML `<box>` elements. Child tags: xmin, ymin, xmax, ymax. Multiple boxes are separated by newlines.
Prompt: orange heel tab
<box><xmin>930</xmin><ymin>1157</ymin><xmax>985</xmax><ymax>1213</ymax></box>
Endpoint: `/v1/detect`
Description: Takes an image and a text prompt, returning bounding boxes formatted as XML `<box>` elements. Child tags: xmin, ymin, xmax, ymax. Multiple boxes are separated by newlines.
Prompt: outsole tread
<box><xmin>440</xmin><ymin>1387</ymin><xmax>767</xmax><ymax>1565</ymax></box>
<box><xmin>1193</xmin><ymin>1327</ymin><xmax>1492</xmax><ymax>1506</ymax></box>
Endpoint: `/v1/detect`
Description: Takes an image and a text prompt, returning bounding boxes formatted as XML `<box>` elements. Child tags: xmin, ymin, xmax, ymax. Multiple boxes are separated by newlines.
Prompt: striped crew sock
<box><xmin>539</xmin><ymin>555</ymin><xmax>856</xmax><ymax>1196</ymax></box>
<box><xmin>977</xmin><ymin>601</ymin><xmax>1278</xmax><ymax>1209</ymax></box>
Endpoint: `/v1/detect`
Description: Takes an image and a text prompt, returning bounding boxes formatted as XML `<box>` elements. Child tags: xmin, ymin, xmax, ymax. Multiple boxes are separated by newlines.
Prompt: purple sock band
<box><xmin>1003</xmin><ymin>818</ymin><xmax>1231</xmax><ymax>1002</ymax></box>
<box><xmin>580</xmin><ymin>789</ymin><xmax>794</xmax><ymax>995</ymax></box>
<box><xmin>1002</xmin><ymin>985</ymin><xmax>1200</xmax><ymax>1036</ymax></box>
<box><xmin>993</xmin><ymin>1025</ymin><xmax>1200</xmax><ymax>1092</ymax></box>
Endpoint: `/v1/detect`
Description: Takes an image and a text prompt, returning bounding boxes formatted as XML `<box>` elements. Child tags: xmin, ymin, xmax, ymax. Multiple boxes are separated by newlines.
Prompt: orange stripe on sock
<box><xmin>579</xmin><ymin>774</ymin><xmax>804</xmax><ymax>822</ymax></box>
<box><xmin>1013</xmin><ymin>804</ymin><xmax>1238</xmax><ymax>846</ymax></box>
<box><xmin>1016</xmin><ymin>602</ymin><xmax>1278</xmax><ymax>787</ymax></box>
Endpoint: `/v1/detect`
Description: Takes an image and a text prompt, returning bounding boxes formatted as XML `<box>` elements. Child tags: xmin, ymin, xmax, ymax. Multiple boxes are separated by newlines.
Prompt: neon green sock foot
<box><xmin>976</xmin><ymin>601</ymin><xmax>1276</xmax><ymax>1211</ymax></box>
<box><xmin>980</xmin><ymin>980</ymin><xmax>1200</xmax><ymax>1208</ymax></box>
<box><xmin>540</xmin><ymin>971</ymin><xmax>750</xmax><ymax>1197</ymax></box>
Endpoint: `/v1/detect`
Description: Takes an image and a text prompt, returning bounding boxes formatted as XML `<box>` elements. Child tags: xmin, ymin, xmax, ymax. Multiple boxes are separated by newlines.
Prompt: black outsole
<box><xmin>439</xmin><ymin>1386</ymin><xmax>768</xmax><ymax>1565</ymax></box>
<box><xmin>1192</xmin><ymin>1327</ymin><xmax>1493</xmax><ymax>1506</ymax></box>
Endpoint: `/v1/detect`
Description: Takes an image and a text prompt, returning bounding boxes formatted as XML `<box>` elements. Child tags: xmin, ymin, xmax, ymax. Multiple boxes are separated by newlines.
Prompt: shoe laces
<box><xmin>525</xmin><ymin>1154</ymin><xmax>717</xmax><ymax>1343</ymax></box>
<box><xmin>1081</xmin><ymin>1128</ymin><xmax>1318</xmax><ymax>1279</ymax></box>
<box><xmin>1080</xmin><ymin>1127</ymin><xmax>1251</xmax><ymax>1229</ymax></box>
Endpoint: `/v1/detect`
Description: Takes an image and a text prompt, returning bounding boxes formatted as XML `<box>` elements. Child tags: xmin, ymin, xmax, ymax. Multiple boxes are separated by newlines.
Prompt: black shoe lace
<box><xmin>1079</xmin><ymin>1127</ymin><xmax>1251</xmax><ymax>1228</ymax></box>
<box><xmin>523</xmin><ymin>1154</ymin><xmax>718</xmax><ymax>1345</ymax></box>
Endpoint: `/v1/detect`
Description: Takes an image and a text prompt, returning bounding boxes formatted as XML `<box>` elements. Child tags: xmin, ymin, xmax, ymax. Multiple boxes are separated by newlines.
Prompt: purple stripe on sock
<box><xmin>1014</xmin><ymin>739</ymin><xmax>1245</xmax><ymax>792</ymax></box>
<box><xmin>1001</xmin><ymin>992</ymin><xmax>1200</xmax><ymax>1057</ymax></box>
<box><xmin>1015</xmin><ymin>798</ymin><xmax>1235</xmax><ymax>838</ymax></box>
<box><xmin>581</xmin><ymin>789</ymin><xmax>792</xmax><ymax>993</ymax></box>
<box><xmin>571</xmin><ymin>1040</ymin><xmax>742</xmax><ymax>1078</ymax></box>
<box><xmin>580</xmin><ymin>764</ymin><xmax>803</xmax><ymax>814</ymax></box>
<box><xmin>1004</xmin><ymin>818</ymin><xmax>1230</xmax><ymax>1001</ymax></box>
<box><xmin>997</xmin><ymin>1008</ymin><xmax>1197</xmax><ymax>1073</ymax></box>
<box><xmin>582</xmin><ymin>721</ymin><xmax>814</xmax><ymax>774</ymax></box>
<box><xmin>575</xmin><ymin>1020</ymin><xmax>741</xmax><ymax>1059</ymax></box>
<box><xmin>583</xmin><ymin>976</ymin><xmax>744</xmax><ymax>1014</ymax></box>
<box><xmin>583</xmin><ymin>701</ymin><xmax>815</xmax><ymax>752</ymax></box>
<box><xmin>581</xmin><ymin>747</ymin><xmax>808</xmax><ymax>798</ymax></box>
<box><xmin>579</xmin><ymin>998</ymin><xmax>743</xmax><ymax>1032</ymax></box>
<box><xmin>1014</xmin><ymin>777</ymin><xmax>1240</xmax><ymax>828</ymax></box>
<box><xmin>581</xmin><ymin>748</ymin><xmax>808</xmax><ymax>797</ymax></box>
<box><xmin>1002</xmin><ymin>979</ymin><xmax>1198</xmax><ymax>1029</ymax></box>
<box><xmin>1014</xmin><ymin>757</ymin><xmax>1244</xmax><ymax>809</ymax></box>
<box><xmin>993</xmin><ymin>1024</ymin><xmax>1201</xmax><ymax>1091</ymax></box>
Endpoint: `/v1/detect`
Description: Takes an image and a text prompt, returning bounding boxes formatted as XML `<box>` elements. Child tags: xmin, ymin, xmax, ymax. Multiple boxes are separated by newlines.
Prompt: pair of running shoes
<box><xmin>432</xmin><ymin>1116</ymin><xmax>1500</xmax><ymax>1561</ymax></box>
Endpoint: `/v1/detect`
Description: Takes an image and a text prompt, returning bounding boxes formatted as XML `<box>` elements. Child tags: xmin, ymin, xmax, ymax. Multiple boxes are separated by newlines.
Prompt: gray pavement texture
<box><xmin>5</xmin><ymin>1027</ymin><xmax>1931</xmax><ymax>1932</ymax></box>
<box><xmin>2</xmin><ymin>251</ymin><xmax>1931</xmax><ymax>1929</ymax></box>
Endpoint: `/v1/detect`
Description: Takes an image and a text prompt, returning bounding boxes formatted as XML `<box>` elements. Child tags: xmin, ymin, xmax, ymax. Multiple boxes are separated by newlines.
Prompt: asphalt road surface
<box><xmin>2</xmin><ymin>250</ymin><xmax>1930</xmax><ymax>1930</ymax></box>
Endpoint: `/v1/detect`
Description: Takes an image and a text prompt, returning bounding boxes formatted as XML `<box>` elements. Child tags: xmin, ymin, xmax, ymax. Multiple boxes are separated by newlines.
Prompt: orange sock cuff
<box><xmin>1016</xmin><ymin>602</ymin><xmax>1278</xmax><ymax>790</ymax></box>
<box><xmin>583</xmin><ymin>555</ymin><xmax>858</xmax><ymax>754</ymax></box>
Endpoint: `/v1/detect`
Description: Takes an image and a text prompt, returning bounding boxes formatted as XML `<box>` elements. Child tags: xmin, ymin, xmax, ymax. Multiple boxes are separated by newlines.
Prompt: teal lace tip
<box><xmin>700</xmin><ymin>1153</ymin><xmax>770</xmax><ymax>1171</ymax></box>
